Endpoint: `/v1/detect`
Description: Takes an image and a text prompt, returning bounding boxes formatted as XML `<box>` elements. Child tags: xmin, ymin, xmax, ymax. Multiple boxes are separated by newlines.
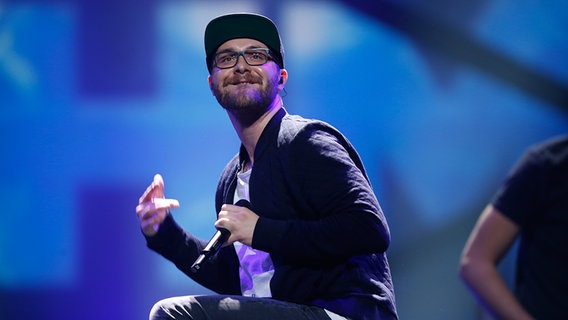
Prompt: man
<box><xmin>136</xmin><ymin>13</ymin><xmax>398</xmax><ymax>320</ymax></box>
<box><xmin>459</xmin><ymin>135</ymin><xmax>568</xmax><ymax>319</ymax></box>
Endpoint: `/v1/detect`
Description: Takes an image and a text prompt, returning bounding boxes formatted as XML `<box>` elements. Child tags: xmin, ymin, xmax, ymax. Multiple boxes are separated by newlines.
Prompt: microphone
<box><xmin>190</xmin><ymin>199</ymin><xmax>250</xmax><ymax>273</ymax></box>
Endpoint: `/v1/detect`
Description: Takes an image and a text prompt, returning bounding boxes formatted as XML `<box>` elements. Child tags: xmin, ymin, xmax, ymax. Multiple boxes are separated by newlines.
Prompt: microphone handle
<box><xmin>190</xmin><ymin>228</ymin><xmax>230</xmax><ymax>273</ymax></box>
<box><xmin>190</xmin><ymin>200</ymin><xmax>249</xmax><ymax>273</ymax></box>
<box><xmin>202</xmin><ymin>228</ymin><xmax>230</xmax><ymax>253</ymax></box>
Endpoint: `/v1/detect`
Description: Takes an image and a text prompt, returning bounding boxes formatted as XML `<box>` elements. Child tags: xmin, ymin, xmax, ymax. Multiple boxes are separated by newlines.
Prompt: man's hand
<box><xmin>136</xmin><ymin>174</ymin><xmax>179</xmax><ymax>237</ymax></box>
<box><xmin>215</xmin><ymin>203</ymin><xmax>259</xmax><ymax>246</ymax></box>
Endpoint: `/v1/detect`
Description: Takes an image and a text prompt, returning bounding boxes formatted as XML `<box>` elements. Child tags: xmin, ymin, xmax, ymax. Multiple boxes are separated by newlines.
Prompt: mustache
<box><xmin>225</xmin><ymin>75</ymin><xmax>262</xmax><ymax>86</ymax></box>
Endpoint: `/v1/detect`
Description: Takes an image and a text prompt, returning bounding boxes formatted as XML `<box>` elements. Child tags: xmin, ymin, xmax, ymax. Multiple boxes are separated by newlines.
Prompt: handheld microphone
<box><xmin>190</xmin><ymin>199</ymin><xmax>250</xmax><ymax>273</ymax></box>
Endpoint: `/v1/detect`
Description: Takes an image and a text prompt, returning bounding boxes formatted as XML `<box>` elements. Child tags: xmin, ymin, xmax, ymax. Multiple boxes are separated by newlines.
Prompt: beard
<box><xmin>212</xmin><ymin>73</ymin><xmax>279</xmax><ymax>126</ymax></box>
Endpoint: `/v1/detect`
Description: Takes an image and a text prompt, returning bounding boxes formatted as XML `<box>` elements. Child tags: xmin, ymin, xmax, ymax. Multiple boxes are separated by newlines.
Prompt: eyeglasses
<box><xmin>213</xmin><ymin>48</ymin><xmax>274</xmax><ymax>69</ymax></box>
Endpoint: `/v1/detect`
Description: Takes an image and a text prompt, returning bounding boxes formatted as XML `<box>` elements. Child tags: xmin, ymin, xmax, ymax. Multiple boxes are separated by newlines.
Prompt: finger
<box><xmin>214</xmin><ymin>218</ymin><xmax>230</xmax><ymax>232</ymax></box>
<box><xmin>136</xmin><ymin>203</ymin><xmax>156</xmax><ymax>221</ymax></box>
<box><xmin>136</xmin><ymin>198</ymin><xmax>179</xmax><ymax>219</ymax></box>
<box><xmin>152</xmin><ymin>197</ymin><xmax>179</xmax><ymax>209</ymax></box>
<box><xmin>138</xmin><ymin>199</ymin><xmax>180</xmax><ymax>215</ymax></box>
<box><xmin>153</xmin><ymin>174</ymin><xmax>165</xmax><ymax>199</ymax></box>
<box><xmin>221</xmin><ymin>204</ymin><xmax>245</xmax><ymax>211</ymax></box>
<box><xmin>222</xmin><ymin>204</ymin><xmax>251</xmax><ymax>217</ymax></box>
<box><xmin>139</xmin><ymin>176</ymin><xmax>160</xmax><ymax>203</ymax></box>
<box><xmin>147</xmin><ymin>210</ymin><xmax>165</xmax><ymax>226</ymax></box>
<box><xmin>138</xmin><ymin>174</ymin><xmax>165</xmax><ymax>204</ymax></box>
<box><xmin>140</xmin><ymin>209</ymin><xmax>166</xmax><ymax>236</ymax></box>
<box><xmin>138</xmin><ymin>182</ymin><xmax>154</xmax><ymax>204</ymax></box>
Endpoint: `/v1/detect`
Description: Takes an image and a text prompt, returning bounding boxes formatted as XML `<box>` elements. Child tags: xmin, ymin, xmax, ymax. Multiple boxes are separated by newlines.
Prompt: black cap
<box><xmin>204</xmin><ymin>13</ymin><xmax>284</xmax><ymax>72</ymax></box>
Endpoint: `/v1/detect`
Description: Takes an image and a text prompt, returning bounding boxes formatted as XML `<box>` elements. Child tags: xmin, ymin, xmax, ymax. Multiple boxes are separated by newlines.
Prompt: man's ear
<box><xmin>278</xmin><ymin>69</ymin><xmax>288</xmax><ymax>88</ymax></box>
<box><xmin>208</xmin><ymin>75</ymin><xmax>213</xmax><ymax>92</ymax></box>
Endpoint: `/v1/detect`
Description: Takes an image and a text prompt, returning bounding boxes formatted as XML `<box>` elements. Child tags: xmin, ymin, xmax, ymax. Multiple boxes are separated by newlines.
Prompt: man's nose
<box><xmin>234</xmin><ymin>54</ymin><xmax>249</xmax><ymax>70</ymax></box>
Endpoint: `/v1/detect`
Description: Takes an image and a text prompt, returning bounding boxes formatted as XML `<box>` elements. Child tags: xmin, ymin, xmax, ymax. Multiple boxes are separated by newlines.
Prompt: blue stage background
<box><xmin>1</xmin><ymin>1</ymin><xmax>566</xmax><ymax>319</ymax></box>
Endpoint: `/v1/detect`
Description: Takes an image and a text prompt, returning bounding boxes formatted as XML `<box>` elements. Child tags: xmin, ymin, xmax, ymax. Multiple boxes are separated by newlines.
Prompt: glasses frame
<box><xmin>213</xmin><ymin>48</ymin><xmax>275</xmax><ymax>69</ymax></box>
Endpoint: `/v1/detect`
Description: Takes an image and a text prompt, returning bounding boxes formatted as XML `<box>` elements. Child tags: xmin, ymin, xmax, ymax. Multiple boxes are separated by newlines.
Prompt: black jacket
<box><xmin>147</xmin><ymin>107</ymin><xmax>398</xmax><ymax>319</ymax></box>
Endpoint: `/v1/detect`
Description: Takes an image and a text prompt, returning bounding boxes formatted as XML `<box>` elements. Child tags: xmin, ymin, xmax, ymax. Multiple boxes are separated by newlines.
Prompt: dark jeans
<box><xmin>149</xmin><ymin>295</ymin><xmax>339</xmax><ymax>320</ymax></box>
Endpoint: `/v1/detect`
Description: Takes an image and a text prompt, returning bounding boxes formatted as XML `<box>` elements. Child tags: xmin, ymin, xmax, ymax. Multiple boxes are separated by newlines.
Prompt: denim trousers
<box><xmin>149</xmin><ymin>294</ymin><xmax>339</xmax><ymax>320</ymax></box>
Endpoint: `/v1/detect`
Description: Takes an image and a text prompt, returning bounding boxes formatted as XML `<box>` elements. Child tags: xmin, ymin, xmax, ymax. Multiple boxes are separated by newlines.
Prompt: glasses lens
<box><xmin>214</xmin><ymin>49</ymin><xmax>270</xmax><ymax>69</ymax></box>
<box><xmin>244</xmin><ymin>50</ymin><xmax>268</xmax><ymax>66</ymax></box>
<box><xmin>215</xmin><ymin>52</ymin><xmax>237</xmax><ymax>69</ymax></box>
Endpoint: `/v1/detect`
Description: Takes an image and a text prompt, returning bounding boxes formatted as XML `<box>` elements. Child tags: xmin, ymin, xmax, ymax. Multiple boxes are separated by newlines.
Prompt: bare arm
<box><xmin>459</xmin><ymin>204</ymin><xmax>534</xmax><ymax>320</ymax></box>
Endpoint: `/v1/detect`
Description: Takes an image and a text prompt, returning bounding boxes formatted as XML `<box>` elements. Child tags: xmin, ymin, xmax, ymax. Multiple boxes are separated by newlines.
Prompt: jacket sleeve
<box><xmin>145</xmin><ymin>213</ymin><xmax>241</xmax><ymax>294</ymax></box>
<box><xmin>252</xmin><ymin>124</ymin><xmax>391</xmax><ymax>265</ymax></box>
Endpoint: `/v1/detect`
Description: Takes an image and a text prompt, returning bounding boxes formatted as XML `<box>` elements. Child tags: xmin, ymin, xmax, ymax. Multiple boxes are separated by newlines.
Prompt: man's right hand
<box><xmin>136</xmin><ymin>174</ymin><xmax>180</xmax><ymax>237</ymax></box>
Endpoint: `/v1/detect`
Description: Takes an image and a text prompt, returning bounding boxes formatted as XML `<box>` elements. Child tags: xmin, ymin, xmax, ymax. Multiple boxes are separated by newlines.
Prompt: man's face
<box><xmin>208</xmin><ymin>38</ymin><xmax>281</xmax><ymax>119</ymax></box>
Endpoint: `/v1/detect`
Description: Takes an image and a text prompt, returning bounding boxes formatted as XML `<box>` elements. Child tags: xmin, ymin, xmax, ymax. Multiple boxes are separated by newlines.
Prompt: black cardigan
<box><xmin>147</xmin><ymin>107</ymin><xmax>398</xmax><ymax>319</ymax></box>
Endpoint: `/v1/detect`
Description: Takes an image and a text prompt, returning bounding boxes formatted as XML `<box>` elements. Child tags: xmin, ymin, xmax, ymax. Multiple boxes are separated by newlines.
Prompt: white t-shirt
<box><xmin>233</xmin><ymin>167</ymin><xmax>347</xmax><ymax>319</ymax></box>
<box><xmin>233</xmin><ymin>168</ymin><xmax>274</xmax><ymax>298</ymax></box>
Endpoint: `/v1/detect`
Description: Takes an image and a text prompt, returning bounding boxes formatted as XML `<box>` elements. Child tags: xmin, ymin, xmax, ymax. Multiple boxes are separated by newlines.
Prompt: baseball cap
<box><xmin>204</xmin><ymin>13</ymin><xmax>284</xmax><ymax>72</ymax></box>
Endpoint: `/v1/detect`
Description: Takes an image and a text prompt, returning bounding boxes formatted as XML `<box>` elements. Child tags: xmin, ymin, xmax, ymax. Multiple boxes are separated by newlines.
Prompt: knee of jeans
<box><xmin>149</xmin><ymin>298</ymin><xmax>173</xmax><ymax>320</ymax></box>
<box><xmin>149</xmin><ymin>296</ymin><xmax>198</xmax><ymax>320</ymax></box>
